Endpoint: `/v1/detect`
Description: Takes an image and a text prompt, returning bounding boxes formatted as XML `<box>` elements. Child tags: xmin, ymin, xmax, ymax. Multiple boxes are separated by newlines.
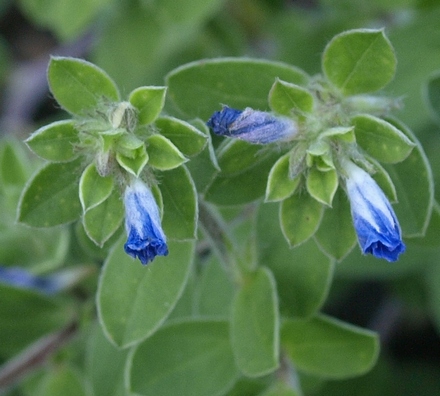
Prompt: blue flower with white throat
<box><xmin>207</xmin><ymin>106</ymin><xmax>298</xmax><ymax>144</ymax></box>
<box><xmin>124</xmin><ymin>179</ymin><xmax>168</xmax><ymax>265</ymax></box>
<box><xmin>344</xmin><ymin>161</ymin><xmax>405</xmax><ymax>262</ymax></box>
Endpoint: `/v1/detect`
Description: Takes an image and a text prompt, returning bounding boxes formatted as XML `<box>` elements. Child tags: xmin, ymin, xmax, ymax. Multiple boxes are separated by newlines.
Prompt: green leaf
<box><xmin>97</xmin><ymin>238</ymin><xmax>194</xmax><ymax>348</ymax></box>
<box><xmin>83</xmin><ymin>190</ymin><xmax>123</xmax><ymax>246</ymax></box>
<box><xmin>258</xmin><ymin>203</ymin><xmax>334</xmax><ymax>318</ymax></box>
<box><xmin>160</xmin><ymin>165</ymin><xmax>198</xmax><ymax>240</ymax></box>
<box><xmin>0</xmin><ymin>139</ymin><xmax>31</xmax><ymax>190</ymax></box>
<box><xmin>205</xmin><ymin>152</ymin><xmax>278</xmax><ymax>205</ymax></box>
<box><xmin>166</xmin><ymin>58</ymin><xmax>308</xmax><ymax>119</ymax></box>
<box><xmin>306</xmin><ymin>168</ymin><xmax>338</xmax><ymax>206</ymax></box>
<box><xmin>370</xmin><ymin>158</ymin><xmax>397</xmax><ymax>203</ymax></box>
<box><xmin>231</xmin><ymin>267</ymin><xmax>279</xmax><ymax>377</ymax></box>
<box><xmin>86</xmin><ymin>324</ymin><xmax>128</xmax><ymax>396</ymax></box>
<box><xmin>281</xmin><ymin>315</ymin><xmax>379</xmax><ymax>379</ymax></box>
<box><xmin>383</xmin><ymin>119</ymin><xmax>434</xmax><ymax>237</ymax></box>
<box><xmin>314</xmin><ymin>188</ymin><xmax>357</xmax><ymax>261</ymax></box>
<box><xmin>34</xmin><ymin>365</ymin><xmax>86</xmax><ymax>396</ymax></box>
<box><xmin>320</xmin><ymin>126</ymin><xmax>355</xmax><ymax>143</ymax></box>
<box><xmin>265</xmin><ymin>152</ymin><xmax>300</xmax><ymax>202</ymax></box>
<box><xmin>127</xmin><ymin>320</ymin><xmax>239</xmax><ymax>396</ymax></box>
<box><xmin>48</xmin><ymin>56</ymin><xmax>119</xmax><ymax>115</ymax></box>
<box><xmin>146</xmin><ymin>134</ymin><xmax>187</xmax><ymax>171</ymax></box>
<box><xmin>217</xmin><ymin>139</ymin><xmax>266</xmax><ymax>176</ymax></box>
<box><xmin>322</xmin><ymin>29</ymin><xmax>396</xmax><ymax>95</ymax></box>
<box><xmin>352</xmin><ymin>114</ymin><xmax>415</xmax><ymax>163</ymax></box>
<box><xmin>155</xmin><ymin>116</ymin><xmax>207</xmax><ymax>157</ymax></box>
<box><xmin>280</xmin><ymin>192</ymin><xmax>324</xmax><ymax>247</ymax></box>
<box><xmin>25</xmin><ymin>120</ymin><xmax>79</xmax><ymax>162</ymax></box>
<box><xmin>0</xmin><ymin>286</ymin><xmax>72</xmax><ymax>356</ymax></box>
<box><xmin>18</xmin><ymin>158</ymin><xmax>83</xmax><ymax>227</ymax></box>
<box><xmin>425</xmin><ymin>70</ymin><xmax>440</xmax><ymax>122</ymax></box>
<box><xmin>129</xmin><ymin>86</ymin><xmax>167</xmax><ymax>125</ymax></box>
<box><xmin>269</xmin><ymin>78</ymin><xmax>314</xmax><ymax>116</ymax></box>
<box><xmin>195</xmin><ymin>255</ymin><xmax>234</xmax><ymax>318</ymax></box>
<box><xmin>19</xmin><ymin>0</ymin><xmax>109</xmax><ymax>41</ymax></box>
<box><xmin>79</xmin><ymin>163</ymin><xmax>114</xmax><ymax>212</ymax></box>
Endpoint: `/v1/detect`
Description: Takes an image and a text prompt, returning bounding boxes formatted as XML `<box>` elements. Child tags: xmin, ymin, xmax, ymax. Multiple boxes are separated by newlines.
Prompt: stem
<box><xmin>0</xmin><ymin>321</ymin><xmax>78</xmax><ymax>393</ymax></box>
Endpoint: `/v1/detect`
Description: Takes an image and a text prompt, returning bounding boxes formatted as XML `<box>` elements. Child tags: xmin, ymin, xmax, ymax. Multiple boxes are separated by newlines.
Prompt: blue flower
<box><xmin>344</xmin><ymin>162</ymin><xmax>405</xmax><ymax>262</ymax></box>
<box><xmin>207</xmin><ymin>106</ymin><xmax>297</xmax><ymax>144</ymax></box>
<box><xmin>124</xmin><ymin>179</ymin><xmax>168</xmax><ymax>265</ymax></box>
<box><xmin>0</xmin><ymin>266</ymin><xmax>60</xmax><ymax>294</ymax></box>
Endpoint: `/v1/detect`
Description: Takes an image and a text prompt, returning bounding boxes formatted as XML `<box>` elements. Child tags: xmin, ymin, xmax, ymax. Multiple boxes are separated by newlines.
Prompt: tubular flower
<box><xmin>0</xmin><ymin>266</ymin><xmax>61</xmax><ymax>294</ymax></box>
<box><xmin>207</xmin><ymin>106</ymin><xmax>298</xmax><ymax>144</ymax></box>
<box><xmin>124</xmin><ymin>179</ymin><xmax>168</xmax><ymax>265</ymax></box>
<box><xmin>344</xmin><ymin>162</ymin><xmax>405</xmax><ymax>262</ymax></box>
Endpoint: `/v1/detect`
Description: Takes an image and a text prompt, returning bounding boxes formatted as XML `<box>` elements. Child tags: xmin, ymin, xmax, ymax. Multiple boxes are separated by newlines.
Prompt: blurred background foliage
<box><xmin>0</xmin><ymin>0</ymin><xmax>440</xmax><ymax>395</ymax></box>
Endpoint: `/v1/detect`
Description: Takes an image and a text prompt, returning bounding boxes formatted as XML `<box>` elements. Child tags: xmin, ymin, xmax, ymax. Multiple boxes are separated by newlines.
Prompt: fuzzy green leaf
<box><xmin>129</xmin><ymin>86</ymin><xmax>167</xmax><ymax>125</ymax></box>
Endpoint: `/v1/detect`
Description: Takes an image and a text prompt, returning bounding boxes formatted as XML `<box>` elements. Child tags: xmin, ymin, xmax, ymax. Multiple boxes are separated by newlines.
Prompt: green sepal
<box><xmin>83</xmin><ymin>190</ymin><xmax>124</xmax><ymax>246</ymax></box>
<box><xmin>217</xmin><ymin>139</ymin><xmax>265</xmax><ymax>176</ymax></box>
<box><xmin>306</xmin><ymin>168</ymin><xmax>338</xmax><ymax>206</ymax></box>
<box><xmin>280</xmin><ymin>192</ymin><xmax>324</xmax><ymax>247</ymax></box>
<box><xmin>306</xmin><ymin>140</ymin><xmax>334</xmax><ymax>171</ymax></box>
<box><xmin>155</xmin><ymin>116</ymin><xmax>207</xmax><ymax>157</ymax></box>
<box><xmin>129</xmin><ymin>86</ymin><xmax>167</xmax><ymax>125</ymax></box>
<box><xmin>281</xmin><ymin>314</ymin><xmax>379</xmax><ymax>379</ymax></box>
<box><xmin>314</xmin><ymin>188</ymin><xmax>357</xmax><ymax>261</ymax></box>
<box><xmin>25</xmin><ymin>120</ymin><xmax>79</xmax><ymax>162</ymax></box>
<box><xmin>369</xmin><ymin>158</ymin><xmax>398</xmax><ymax>203</ymax></box>
<box><xmin>116</xmin><ymin>150</ymin><xmax>149</xmax><ymax>177</ymax></box>
<box><xmin>265</xmin><ymin>153</ymin><xmax>300</xmax><ymax>202</ymax></box>
<box><xmin>269</xmin><ymin>78</ymin><xmax>314</xmax><ymax>116</ymax></box>
<box><xmin>146</xmin><ymin>134</ymin><xmax>187</xmax><ymax>171</ymax></box>
<box><xmin>352</xmin><ymin>114</ymin><xmax>415</xmax><ymax>163</ymax></box>
<box><xmin>322</xmin><ymin>29</ymin><xmax>396</xmax><ymax>95</ymax></box>
<box><xmin>160</xmin><ymin>165</ymin><xmax>197</xmax><ymax>240</ymax></box>
<box><xmin>18</xmin><ymin>158</ymin><xmax>83</xmax><ymax>227</ymax></box>
<box><xmin>320</xmin><ymin>126</ymin><xmax>355</xmax><ymax>143</ymax></box>
<box><xmin>47</xmin><ymin>57</ymin><xmax>119</xmax><ymax>115</ymax></box>
<box><xmin>231</xmin><ymin>267</ymin><xmax>279</xmax><ymax>377</ymax></box>
<box><xmin>115</xmin><ymin>133</ymin><xmax>144</xmax><ymax>155</ymax></box>
<box><xmin>79</xmin><ymin>163</ymin><xmax>114</xmax><ymax>212</ymax></box>
<box><xmin>166</xmin><ymin>58</ymin><xmax>309</xmax><ymax>119</ymax></box>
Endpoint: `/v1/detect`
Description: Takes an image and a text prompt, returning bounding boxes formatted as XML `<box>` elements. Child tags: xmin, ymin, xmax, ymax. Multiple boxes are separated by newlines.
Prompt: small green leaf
<box><xmin>265</xmin><ymin>152</ymin><xmax>300</xmax><ymax>202</ymax></box>
<box><xmin>281</xmin><ymin>315</ymin><xmax>379</xmax><ymax>379</ymax></box>
<box><xmin>155</xmin><ymin>116</ymin><xmax>207</xmax><ymax>157</ymax></box>
<box><xmin>269</xmin><ymin>78</ymin><xmax>314</xmax><ymax>116</ymax></box>
<box><xmin>306</xmin><ymin>168</ymin><xmax>338</xmax><ymax>206</ymax></box>
<box><xmin>161</xmin><ymin>165</ymin><xmax>197</xmax><ymax>240</ymax></box>
<box><xmin>320</xmin><ymin>126</ymin><xmax>355</xmax><ymax>143</ymax></box>
<box><xmin>18</xmin><ymin>159</ymin><xmax>83</xmax><ymax>227</ymax></box>
<box><xmin>370</xmin><ymin>159</ymin><xmax>397</xmax><ymax>202</ymax></box>
<box><xmin>115</xmin><ymin>151</ymin><xmax>149</xmax><ymax>177</ymax></box>
<box><xmin>0</xmin><ymin>139</ymin><xmax>31</xmax><ymax>189</ymax></box>
<box><xmin>280</xmin><ymin>192</ymin><xmax>324</xmax><ymax>247</ymax></box>
<box><xmin>353</xmin><ymin>114</ymin><xmax>415</xmax><ymax>163</ymax></box>
<box><xmin>314</xmin><ymin>188</ymin><xmax>357</xmax><ymax>261</ymax></box>
<box><xmin>231</xmin><ymin>267</ymin><xmax>279</xmax><ymax>377</ymax></box>
<box><xmin>166</xmin><ymin>58</ymin><xmax>308</xmax><ymax>119</ymax></box>
<box><xmin>146</xmin><ymin>134</ymin><xmax>187</xmax><ymax>171</ymax></box>
<box><xmin>97</xmin><ymin>239</ymin><xmax>194</xmax><ymax>348</ymax></box>
<box><xmin>79</xmin><ymin>163</ymin><xmax>114</xmax><ymax>212</ymax></box>
<box><xmin>322</xmin><ymin>29</ymin><xmax>396</xmax><ymax>95</ymax></box>
<box><xmin>129</xmin><ymin>86</ymin><xmax>167</xmax><ymax>125</ymax></box>
<box><xmin>83</xmin><ymin>190</ymin><xmax>123</xmax><ymax>246</ymax></box>
<box><xmin>25</xmin><ymin>120</ymin><xmax>79</xmax><ymax>162</ymax></box>
<box><xmin>127</xmin><ymin>320</ymin><xmax>239</xmax><ymax>396</ymax></box>
<box><xmin>48</xmin><ymin>56</ymin><xmax>119</xmax><ymax>115</ymax></box>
